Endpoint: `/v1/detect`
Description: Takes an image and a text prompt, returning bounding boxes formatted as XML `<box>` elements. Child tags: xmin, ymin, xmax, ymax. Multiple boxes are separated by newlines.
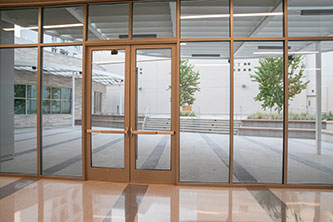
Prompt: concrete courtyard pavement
<box><xmin>1</xmin><ymin>126</ymin><xmax>332</xmax><ymax>184</ymax></box>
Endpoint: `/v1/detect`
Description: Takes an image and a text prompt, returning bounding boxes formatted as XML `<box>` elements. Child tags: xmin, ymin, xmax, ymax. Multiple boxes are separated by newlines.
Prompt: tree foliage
<box><xmin>171</xmin><ymin>59</ymin><xmax>200</xmax><ymax>106</ymax></box>
<box><xmin>250</xmin><ymin>56</ymin><xmax>309</xmax><ymax>112</ymax></box>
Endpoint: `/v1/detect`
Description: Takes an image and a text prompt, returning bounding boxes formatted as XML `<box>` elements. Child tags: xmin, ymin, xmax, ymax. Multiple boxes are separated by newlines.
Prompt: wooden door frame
<box><xmin>85</xmin><ymin>44</ymin><xmax>177</xmax><ymax>184</ymax></box>
<box><xmin>130</xmin><ymin>44</ymin><xmax>177</xmax><ymax>184</ymax></box>
<box><xmin>85</xmin><ymin>45</ymin><xmax>131</xmax><ymax>182</ymax></box>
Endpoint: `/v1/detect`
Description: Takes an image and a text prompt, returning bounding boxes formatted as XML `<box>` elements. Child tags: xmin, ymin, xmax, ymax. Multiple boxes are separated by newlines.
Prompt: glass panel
<box><xmin>288</xmin><ymin>41</ymin><xmax>333</xmax><ymax>184</ymax></box>
<box><xmin>43</xmin><ymin>6</ymin><xmax>84</xmax><ymax>43</ymax></box>
<box><xmin>42</xmin><ymin>46</ymin><xmax>82</xmax><ymax>177</ymax></box>
<box><xmin>180</xmin><ymin>0</ymin><xmax>229</xmax><ymax>38</ymax></box>
<box><xmin>51</xmin><ymin>87</ymin><xmax>61</xmax><ymax>99</ymax></box>
<box><xmin>50</xmin><ymin>100</ymin><xmax>61</xmax><ymax>114</ymax></box>
<box><xmin>62</xmin><ymin>101</ymin><xmax>71</xmax><ymax>114</ymax></box>
<box><xmin>133</xmin><ymin>0</ymin><xmax>176</xmax><ymax>38</ymax></box>
<box><xmin>233</xmin><ymin>41</ymin><xmax>283</xmax><ymax>184</ymax></box>
<box><xmin>88</xmin><ymin>3</ymin><xmax>129</xmax><ymax>40</ymax></box>
<box><xmin>14</xmin><ymin>84</ymin><xmax>26</xmax><ymax>98</ymax></box>
<box><xmin>14</xmin><ymin>99</ymin><xmax>26</xmax><ymax>114</ymax></box>
<box><xmin>179</xmin><ymin>42</ymin><xmax>230</xmax><ymax>183</ymax></box>
<box><xmin>42</xmin><ymin>100</ymin><xmax>50</xmax><ymax>114</ymax></box>
<box><xmin>91</xmin><ymin>49</ymin><xmax>126</xmax><ymax>168</ymax></box>
<box><xmin>0</xmin><ymin>47</ymin><xmax>37</xmax><ymax>174</ymax></box>
<box><xmin>27</xmin><ymin>99</ymin><xmax>37</xmax><ymax>114</ymax></box>
<box><xmin>61</xmin><ymin>88</ymin><xmax>71</xmax><ymax>100</ymax></box>
<box><xmin>27</xmin><ymin>85</ymin><xmax>37</xmax><ymax>98</ymax></box>
<box><xmin>233</xmin><ymin>0</ymin><xmax>283</xmax><ymax>37</ymax></box>
<box><xmin>288</xmin><ymin>0</ymin><xmax>333</xmax><ymax>37</ymax></box>
<box><xmin>136</xmin><ymin>49</ymin><xmax>172</xmax><ymax>170</ymax></box>
<box><xmin>42</xmin><ymin>86</ymin><xmax>51</xmax><ymax>99</ymax></box>
<box><xmin>0</xmin><ymin>9</ymin><xmax>38</xmax><ymax>44</ymax></box>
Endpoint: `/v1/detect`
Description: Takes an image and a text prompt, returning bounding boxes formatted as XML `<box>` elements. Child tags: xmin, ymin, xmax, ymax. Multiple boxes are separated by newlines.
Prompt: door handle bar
<box><xmin>131</xmin><ymin>130</ymin><xmax>175</xmax><ymax>135</ymax></box>
<box><xmin>87</xmin><ymin>128</ymin><xmax>128</xmax><ymax>135</ymax></box>
<box><xmin>87</xmin><ymin>128</ymin><xmax>174</xmax><ymax>135</ymax></box>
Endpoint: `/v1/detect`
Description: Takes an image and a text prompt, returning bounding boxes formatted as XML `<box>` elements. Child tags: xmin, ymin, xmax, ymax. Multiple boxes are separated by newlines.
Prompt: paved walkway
<box><xmin>1</xmin><ymin>127</ymin><xmax>332</xmax><ymax>184</ymax></box>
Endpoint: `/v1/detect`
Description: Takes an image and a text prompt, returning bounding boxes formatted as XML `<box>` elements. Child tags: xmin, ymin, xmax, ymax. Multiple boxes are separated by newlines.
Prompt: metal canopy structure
<box><xmin>15</xmin><ymin>63</ymin><xmax>124</xmax><ymax>86</ymax></box>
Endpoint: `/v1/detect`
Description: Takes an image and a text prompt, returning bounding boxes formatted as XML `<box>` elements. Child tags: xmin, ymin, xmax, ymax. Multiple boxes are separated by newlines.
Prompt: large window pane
<box><xmin>180</xmin><ymin>0</ymin><xmax>229</xmax><ymax>38</ymax></box>
<box><xmin>0</xmin><ymin>9</ymin><xmax>38</xmax><ymax>44</ymax></box>
<box><xmin>180</xmin><ymin>42</ymin><xmax>230</xmax><ymax>183</ymax></box>
<box><xmin>61</xmin><ymin>88</ymin><xmax>71</xmax><ymax>100</ymax></box>
<box><xmin>0</xmin><ymin>47</ymin><xmax>37</xmax><ymax>174</ymax></box>
<box><xmin>91</xmin><ymin>49</ymin><xmax>126</xmax><ymax>169</ymax></box>
<box><xmin>43</xmin><ymin>6</ymin><xmax>84</xmax><ymax>43</ymax></box>
<box><xmin>288</xmin><ymin>0</ymin><xmax>333</xmax><ymax>37</ymax></box>
<box><xmin>233</xmin><ymin>0</ymin><xmax>283</xmax><ymax>37</ymax></box>
<box><xmin>288</xmin><ymin>41</ymin><xmax>333</xmax><ymax>184</ymax></box>
<box><xmin>27</xmin><ymin>85</ymin><xmax>37</xmax><ymax>98</ymax></box>
<box><xmin>14</xmin><ymin>99</ymin><xmax>26</xmax><ymax>114</ymax></box>
<box><xmin>88</xmin><ymin>3</ymin><xmax>129</xmax><ymax>40</ymax></box>
<box><xmin>133</xmin><ymin>0</ymin><xmax>176</xmax><ymax>38</ymax></box>
<box><xmin>135</xmin><ymin>49</ymin><xmax>172</xmax><ymax>170</ymax></box>
<box><xmin>27</xmin><ymin>99</ymin><xmax>37</xmax><ymax>114</ymax></box>
<box><xmin>233</xmin><ymin>41</ymin><xmax>283</xmax><ymax>184</ymax></box>
<box><xmin>14</xmin><ymin>84</ymin><xmax>26</xmax><ymax>98</ymax></box>
<box><xmin>42</xmin><ymin>46</ymin><xmax>82</xmax><ymax>177</ymax></box>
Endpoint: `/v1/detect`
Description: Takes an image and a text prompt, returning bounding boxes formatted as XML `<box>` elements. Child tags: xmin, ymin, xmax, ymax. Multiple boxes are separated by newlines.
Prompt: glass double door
<box><xmin>86</xmin><ymin>44</ymin><xmax>176</xmax><ymax>184</ymax></box>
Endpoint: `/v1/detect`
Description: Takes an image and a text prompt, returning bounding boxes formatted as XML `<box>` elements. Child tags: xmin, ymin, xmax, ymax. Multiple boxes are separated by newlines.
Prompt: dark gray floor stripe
<box><xmin>243</xmin><ymin>136</ymin><xmax>333</xmax><ymax>176</ymax></box>
<box><xmin>0</xmin><ymin>178</ymin><xmax>39</xmax><ymax>200</ymax></box>
<box><xmin>103</xmin><ymin>184</ymin><xmax>148</xmax><ymax>222</ymax></box>
<box><xmin>140</xmin><ymin>136</ymin><xmax>169</xmax><ymax>169</ymax></box>
<box><xmin>248</xmin><ymin>188</ymin><xmax>303</xmax><ymax>222</ymax></box>
<box><xmin>201</xmin><ymin>134</ymin><xmax>258</xmax><ymax>183</ymax></box>
<box><xmin>14</xmin><ymin>127</ymin><xmax>63</xmax><ymax>136</ymax></box>
<box><xmin>13</xmin><ymin>136</ymin><xmax>82</xmax><ymax>159</ymax></box>
<box><xmin>43</xmin><ymin>137</ymin><xmax>124</xmax><ymax>175</ymax></box>
<box><xmin>15</xmin><ymin>128</ymin><xmax>79</xmax><ymax>142</ymax></box>
<box><xmin>1</xmin><ymin>134</ymin><xmax>88</xmax><ymax>163</ymax></box>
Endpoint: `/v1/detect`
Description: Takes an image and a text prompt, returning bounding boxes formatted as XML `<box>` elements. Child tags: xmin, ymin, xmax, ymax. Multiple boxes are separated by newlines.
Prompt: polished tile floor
<box><xmin>0</xmin><ymin>177</ymin><xmax>332</xmax><ymax>222</ymax></box>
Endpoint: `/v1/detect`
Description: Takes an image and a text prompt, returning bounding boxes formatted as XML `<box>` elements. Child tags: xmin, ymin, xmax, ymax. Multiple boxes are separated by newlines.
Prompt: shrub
<box><xmin>247</xmin><ymin>112</ymin><xmax>315</xmax><ymax>120</ymax></box>
<box><xmin>322</xmin><ymin>112</ymin><xmax>333</xmax><ymax>121</ymax></box>
<box><xmin>180</xmin><ymin>111</ymin><xmax>196</xmax><ymax>117</ymax></box>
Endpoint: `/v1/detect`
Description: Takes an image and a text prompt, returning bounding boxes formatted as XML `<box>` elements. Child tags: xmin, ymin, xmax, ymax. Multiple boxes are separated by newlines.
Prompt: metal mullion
<box><xmin>81</xmin><ymin>3</ymin><xmax>88</xmax><ymax>180</ymax></box>
<box><xmin>40</xmin><ymin>42</ymin><xmax>84</xmax><ymax>47</ymax></box>
<box><xmin>0</xmin><ymin>0</ymin><xmax>148</xmax><ymax>8</ymax></box>
<box><xmin>180</xmin><ymin>38</ymin><xmax>231</xmax><ymax>42</ymax></box>
<box><xmin>176</xmin><ymin>0</ymin><xmax>180</xmax><ymax>183</ymax></box>
<box><xmin>129</xmin><ymin>1</ymin><xmax>133</xmax><ymax>40</ymax></box>
<box><xmin>37</xmin><ymin>7</ymin><xmax>43</xmax><ymax>176</ymax></box>
<box><xmin>176</xmin><ymin>0</ymin><xmax>180</xmax><ymax>39</ymax></box>
<box><xmin>175</xmin><ymin>41</ymin><xmax>180</xmax><ymax>184</ymax></box>
<box><xmin>282</xmin><ymin>0</ymin><xmax>289</xmax><ymax>185</ymax></box>
<box><xmin>288</xmin><ymin>37</ymin><xmax>333</xmax><ymax>41</ymax></box>
<box><xmin>0</xmin><ymin>44</ymin><xmax>39</xmax><ymax>48</ymax></box>
<box><xmin>83</xmin><ymin>4</ymin><xmax>88</xmax><ymax>42</ymax></box>
<box><xmin>229</xmin><ymin>0</ymin><xmax>234</xmax><ymax>185</ymax></box>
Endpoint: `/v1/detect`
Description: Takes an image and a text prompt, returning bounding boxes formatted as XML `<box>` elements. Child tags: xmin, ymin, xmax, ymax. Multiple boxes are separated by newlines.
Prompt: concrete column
<box><xmin>0</xmin><ymin>18</ymin><xmax>15</xmax><ymax>164</ymax></box>
<box><xmin>72</xmin><ymin>73</ymin><xmax>76</xmax><ymax>128</ymax></box>
<box><xmin>316</xmin><ymin>42</ymin><xmax>322</xmax><ymax>155</ymax></box>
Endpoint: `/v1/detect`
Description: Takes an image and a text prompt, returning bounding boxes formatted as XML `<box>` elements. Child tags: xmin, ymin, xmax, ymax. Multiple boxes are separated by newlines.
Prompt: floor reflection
<box><xmin>0</xmin><ymin>178</ymin><xmax>332</xmax><ymax>222</ymax></box>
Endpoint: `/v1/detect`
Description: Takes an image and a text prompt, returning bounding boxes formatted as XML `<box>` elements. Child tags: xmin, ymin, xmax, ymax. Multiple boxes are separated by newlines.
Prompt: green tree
<box><xmin>169</xmin><ymin>59</ymin><xmax>200</xmax><ymax>106</ymax></box>
<box><xmin>250</xmin><ymin>56</ymin><xmax>309</xmax><ymax>113</ymax></box>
